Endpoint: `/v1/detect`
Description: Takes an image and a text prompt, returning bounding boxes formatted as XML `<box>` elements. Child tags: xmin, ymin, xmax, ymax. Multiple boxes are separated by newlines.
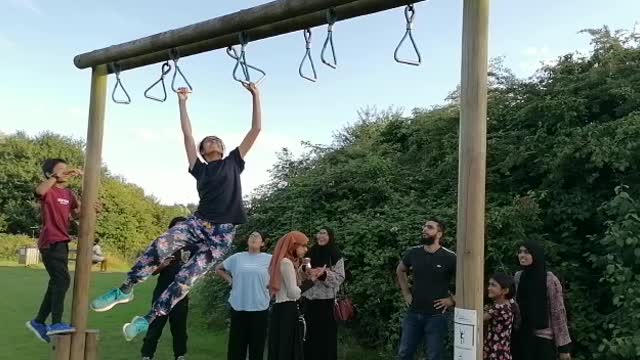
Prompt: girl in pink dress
<box><xmin>484</xmin><ymin>273</ymin><xmax>519</xmax><ymax>360</ymax></box>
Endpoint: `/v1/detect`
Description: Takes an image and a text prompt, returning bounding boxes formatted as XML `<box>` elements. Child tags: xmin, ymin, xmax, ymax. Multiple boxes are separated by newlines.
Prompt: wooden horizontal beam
<box><xmin>83</xmin><ymin>0</ymin><xmax>424</xmax><ymax>74</ymax></box>
<box><xmin>74</xmin><ymin>0</ymin><xmax>363</xmax><ymax>69</ymax></box>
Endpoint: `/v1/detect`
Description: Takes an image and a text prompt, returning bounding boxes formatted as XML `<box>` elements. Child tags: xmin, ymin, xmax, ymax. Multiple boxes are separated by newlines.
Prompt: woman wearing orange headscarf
<box><xmin>267</xmin><ymin>231</ymin><xmax>310</xmax><ymax>360</ymax></box>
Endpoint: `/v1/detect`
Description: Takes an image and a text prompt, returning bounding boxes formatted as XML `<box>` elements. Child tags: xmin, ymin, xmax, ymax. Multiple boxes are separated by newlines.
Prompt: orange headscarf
<box><xmin>268</xmin><ymin>231</ymin><xmax>309</xmax><ymax>295</ymax></box>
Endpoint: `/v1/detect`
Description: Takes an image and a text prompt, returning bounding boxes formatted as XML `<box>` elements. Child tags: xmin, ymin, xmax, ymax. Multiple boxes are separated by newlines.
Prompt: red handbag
<box><xmin>330</xmin><ymin>258</ymin><xmax>355</xmax><ymax>322</ymax></box>
<box><xmin>333</xmin><ymin>294</ymin><xmax>355</xmax><ymax>322</ymax></box>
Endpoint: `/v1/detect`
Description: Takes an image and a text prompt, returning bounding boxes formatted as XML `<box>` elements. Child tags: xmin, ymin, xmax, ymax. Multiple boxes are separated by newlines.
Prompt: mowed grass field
<box><xmin>0</xmin><ymin>266</ymin><xmax>227</xmax><ymax>360</ymax></box>
<box><xmin>0</xmin><ymin>265</ymin><xmax>386</xmax><ymax>360</ymax></box>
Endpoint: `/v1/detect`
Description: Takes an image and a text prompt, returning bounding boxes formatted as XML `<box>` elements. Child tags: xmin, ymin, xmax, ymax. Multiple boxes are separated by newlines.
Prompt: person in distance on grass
<box><xmin>141</xmin><ymin>216</ymin><xmax>191</xmax><ymax>360</ymax></box>
<box><xmin>26</xmin><ymin>159</ymin><xmax>84</xmax><ymax>342</ymax></box>
<box><xmin>92</xmin><ymin>238</ymin><xmax>108</xmax><ymax>272</ymax></box>
<box><xmin>90</xmin><ymin>82</ymin><xmax>262</xmax><ymax>342</ymax></box>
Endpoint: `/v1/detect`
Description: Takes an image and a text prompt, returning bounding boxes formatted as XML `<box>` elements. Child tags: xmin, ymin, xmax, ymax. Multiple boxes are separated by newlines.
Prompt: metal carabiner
<box><xmin>144</xmin><ymin>61</ymin><xmax>172</xmax><ymax>102</ymax></box>
<box><xmin>169</xmin><ymin>49</ymin><xmax>193</xmax><ymax>93</ymax></box>
<box><xmin>394</xmin><ymin>4</ymin><xmax>422</xmax><ymax>66</ymax></box>
<box><xmin>321</xmin><ymin>8</ymin><xmax>338</xmax><ymax>69</ymax></box>
<box><xmin>226</xmin><ymin>45</ymin><xmax>267</xmax><ymax>86</ymax></box>
<box><xmin>299</xmin><ymin>28</ymin><xmax>318</xmax><ymax>82</ymax></box>
<box><xmin>110</xmin><ymin>62</ymin><xmax>131</xmax><ymax>104</ymax></box>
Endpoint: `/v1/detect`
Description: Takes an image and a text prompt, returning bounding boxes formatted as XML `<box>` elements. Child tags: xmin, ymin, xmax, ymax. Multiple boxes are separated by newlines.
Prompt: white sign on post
<box><xmin>453</xmin><ymin>307</ymin><xmax>478</xmax><ymax>360</ymax></box>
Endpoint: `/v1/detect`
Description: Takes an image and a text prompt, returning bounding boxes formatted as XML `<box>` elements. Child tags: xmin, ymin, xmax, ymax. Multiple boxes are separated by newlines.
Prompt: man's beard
<box><xmin>421</xmin><ymin>234</ymin><xmax>436</xmax><ymax>245</ymax></box>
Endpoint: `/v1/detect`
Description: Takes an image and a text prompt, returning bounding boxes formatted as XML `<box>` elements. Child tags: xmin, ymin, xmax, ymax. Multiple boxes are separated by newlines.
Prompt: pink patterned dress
<box><xmin>483</xmin><ymin>303</ymin><xmax>514</xmax><ymax>360</ymax></box>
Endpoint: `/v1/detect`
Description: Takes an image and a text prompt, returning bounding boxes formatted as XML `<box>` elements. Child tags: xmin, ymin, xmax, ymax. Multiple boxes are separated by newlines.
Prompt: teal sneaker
<box><xmin>123</xmin><ymin>316</ymin><xmax>149</xmax><ymax>341</ymax></box>
<box><xmin>90</xmin><ymin>288</ymin><xmax>134</xmax><ymax>312</ymax></box>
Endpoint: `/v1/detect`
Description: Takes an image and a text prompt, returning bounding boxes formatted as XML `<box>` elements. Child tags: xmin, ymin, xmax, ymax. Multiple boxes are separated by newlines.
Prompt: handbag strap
<box><xmin>330</xmin><ymin>257</ymin><xmax>338</xmax><ymax>300</ymax></box>
<box><xmin>329</xmin><ymin>257</ymin><xmax>348</xmax><ymax>300</ymax></box>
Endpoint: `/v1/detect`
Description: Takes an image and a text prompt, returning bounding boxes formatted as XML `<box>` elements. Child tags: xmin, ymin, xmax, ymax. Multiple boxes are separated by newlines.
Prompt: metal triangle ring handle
<box><xmin>110</xmin><ymin>62</ymin><xmax>131</xmax><ymax>104</ymax></box>
<box><xmin>169</xmin><ymin>49</ymin><xmax>193</xmax><ymax>93</ymax></box>
<box><xmin>321</xmin><ymin>8</ymin><xmax>338</xmax><ymax>69</ymax></box>
<box><xmin>144</xmin><ymin>61</ymin><xmax>172</xmax><ymax>102</ymax></box>
<box><xmin>394</xmin><ymin>4</ymin><xmax>422</xmax><ymax>66</ymax></box>
<box><xmin>299</xmin><ymin>28</ymin><xmax>318</xmax><ymax>82</ymax></box>
<box><xmin>228</xmin><ymin>46</ymin><xmax>267</xmax><ymax>86</ymax></box>
<box><xmin>227</xmin><ymin>33</ymin><xmax>266</xmax><ymax>86</ymax></box>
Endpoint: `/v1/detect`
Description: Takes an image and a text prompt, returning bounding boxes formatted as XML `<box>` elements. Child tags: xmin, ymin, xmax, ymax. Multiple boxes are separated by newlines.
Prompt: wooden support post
<box><xmin>50</xmin><ymin>335</ymin><xmax>71</xmax><ymax>360</ymax></box>
<box><xmin>84</xmin><ymin>330</ymin><xmax>100</xmax><ymax>360</ymax></box>
<box><xmin>68</xmin><ymin>64</ymin><xmax>108</xmax><ymax>360</ymax></box>
<box><xmin>456</xmin><ymin>0</ymin><xmax>490</xmax><ymax>359</ymax></box>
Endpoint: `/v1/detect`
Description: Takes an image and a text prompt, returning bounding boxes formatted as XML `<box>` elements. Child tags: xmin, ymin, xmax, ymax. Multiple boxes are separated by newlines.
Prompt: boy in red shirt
<box><xmin>26</xmin><ymin>158</ymin><xmax>83</xmax><ymax>343</ymax></box>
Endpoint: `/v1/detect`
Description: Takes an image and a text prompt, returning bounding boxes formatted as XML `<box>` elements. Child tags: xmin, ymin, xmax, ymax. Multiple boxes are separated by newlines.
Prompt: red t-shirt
<box><xmin>38</xmin><ymin>186</ymin><xmax>79</xmax><ymax>249</ymax></box>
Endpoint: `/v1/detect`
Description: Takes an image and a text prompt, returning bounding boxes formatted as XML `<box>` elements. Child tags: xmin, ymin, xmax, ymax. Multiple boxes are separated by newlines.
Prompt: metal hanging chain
<box><xmin>110</xmin><ymin>62</ymin><xmax>131</xmax><ymax>104</ymax></box>
<box><xmin>394</xmin><ymin>4</ymin><xmax>422</xmax><ymax>66</ymax></box>
<box><xmin>144</xmin><ymin>61</ymin><xmax>172</xmax><ymax>102</ymax></box>
<box><xmin>299</xmin><ymin>28</ymin><xmax>318</xmax><ymax>82</ymax></box>
<box><xmin>227</xmin><ymin>32</ymin><xmax>266</xmax><ymax>85</ymax></box>
<box><xmin>321</xmin><ymin>8</ymin><xmax>338</xmax><ymax>69</ymax></box>
<box><xmin>169</xmin><ymin>49</ymin><xmax>193</xmax><ymax>93</ymax></box>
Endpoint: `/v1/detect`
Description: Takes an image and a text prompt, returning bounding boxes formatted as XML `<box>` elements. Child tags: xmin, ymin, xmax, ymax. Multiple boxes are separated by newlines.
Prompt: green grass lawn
<box><xmin>0</xmin><ymin>265</ymin><xmax>386</xmax><ymax>359</ymax></box>
<box><xmin>0</xmin><ymin>266</ymin><xmax>226</xmax><ymax>360</ymax></box>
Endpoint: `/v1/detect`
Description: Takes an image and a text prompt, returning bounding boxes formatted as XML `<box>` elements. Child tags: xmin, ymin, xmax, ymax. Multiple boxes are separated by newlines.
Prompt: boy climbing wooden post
<box><xmin>26</xmin><ymin>159</ymin><xmax>88</xmax><ymax>342</ymax></box>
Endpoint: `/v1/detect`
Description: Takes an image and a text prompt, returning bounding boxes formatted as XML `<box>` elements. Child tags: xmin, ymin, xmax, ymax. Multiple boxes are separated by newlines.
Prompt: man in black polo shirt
<box><xmin>396</xmin><ymin>219</ymin><xmax>456</xmax><ymax>360</ymax></box>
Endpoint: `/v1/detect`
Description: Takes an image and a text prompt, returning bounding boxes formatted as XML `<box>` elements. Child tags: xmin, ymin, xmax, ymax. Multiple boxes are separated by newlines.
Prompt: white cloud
<box><xmin>9</xmin><ymin>0</ymin><xmax>43</xmax><ymax>15</ymax></box>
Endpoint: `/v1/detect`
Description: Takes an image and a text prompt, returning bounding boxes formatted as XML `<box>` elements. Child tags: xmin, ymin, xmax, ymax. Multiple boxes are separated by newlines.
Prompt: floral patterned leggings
<box><xmin>123</xmin><ymin>216</ymin><xmax>235</xmax><ymax>322</ymax></box>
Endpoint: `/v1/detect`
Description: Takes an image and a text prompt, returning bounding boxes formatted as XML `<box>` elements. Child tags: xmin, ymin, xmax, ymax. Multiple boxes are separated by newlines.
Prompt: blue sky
<box><xmin>1</xmin><ymin>0</ymin><xmax>639</xmax><ymax>205</ymax></box>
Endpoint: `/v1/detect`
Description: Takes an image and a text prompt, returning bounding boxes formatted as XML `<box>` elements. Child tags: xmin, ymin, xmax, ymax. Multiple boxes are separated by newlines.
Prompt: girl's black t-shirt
<box><xmin>189</xmin><ymin>147</ymin><xmax>246</xmax><ymax>225</ymax></box>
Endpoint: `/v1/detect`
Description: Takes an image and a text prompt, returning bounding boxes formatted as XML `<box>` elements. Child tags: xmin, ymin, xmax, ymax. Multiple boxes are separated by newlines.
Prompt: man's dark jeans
<box><xmin>397</xmin><ymin>310</ymin><xmax>450</xmax><ymax>360</ymax></box>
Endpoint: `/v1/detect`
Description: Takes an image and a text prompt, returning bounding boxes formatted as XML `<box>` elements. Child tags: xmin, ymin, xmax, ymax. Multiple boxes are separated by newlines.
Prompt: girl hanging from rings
<box><xmin>91</xmin><ymin>82</ymin><xmax>262</xmax><ymax>342</ymax></box>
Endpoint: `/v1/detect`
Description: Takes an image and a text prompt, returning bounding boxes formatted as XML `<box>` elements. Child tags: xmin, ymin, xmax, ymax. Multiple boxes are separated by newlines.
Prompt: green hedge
<box><xmin>0</xmin><ymin>233</ymin><xmax>37</xmax><ymax>260</ymax></box>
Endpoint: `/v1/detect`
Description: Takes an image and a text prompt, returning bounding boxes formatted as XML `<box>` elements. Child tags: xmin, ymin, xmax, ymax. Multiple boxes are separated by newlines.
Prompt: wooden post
<box><xmin>68</xmin><ymin>64</ymin><xmax>108</xmax><ymax>360</ymax></box>
<box><xmin>456</xmin><ymin>0</ymin><xmax>490</xmax><ymax>359</ymax></box>
<box><xmin>50</xmin><ymin>335</ymin><xmax>71</xmax><ymax>360</ymax></box>
<box><xmin>84</xmin><ymin>330</ymin><xmax>100</xmax><ymax>360</ymax></box>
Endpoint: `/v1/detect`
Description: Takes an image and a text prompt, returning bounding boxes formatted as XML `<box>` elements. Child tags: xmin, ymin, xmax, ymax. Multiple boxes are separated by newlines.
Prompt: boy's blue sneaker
<box><xmin>90</xmin><ymin>288</ymin><xmax>134</xmax><ymax>312</ymax></box>
<box><xmin>46</xmin><ymin>322</ymin><xmax>76</xmax><ymax>335</ymax></box>
<box><xmin>26</xmin><ymin>320</ymin><xmax>50</xmax><ymax>343</ymax></box>
<box><xmin>123</xmin><ymin>316</ymin><xmax>149</xmax><ymax>341</ymax></box>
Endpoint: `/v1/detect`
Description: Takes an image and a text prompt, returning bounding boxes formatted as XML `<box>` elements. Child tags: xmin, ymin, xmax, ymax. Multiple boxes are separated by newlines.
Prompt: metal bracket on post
<box><xmin>299</xmin><ymin>28</ymin><xmax>318</xmax><ymax>82</ymax></box>
<box><xmin>394</xmin><ymin>4</ymin><xmax>422</xmax><ymax>66</ymax></box>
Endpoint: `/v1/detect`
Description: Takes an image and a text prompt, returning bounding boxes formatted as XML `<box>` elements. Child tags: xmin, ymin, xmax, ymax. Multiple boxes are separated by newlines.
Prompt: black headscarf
<box><xmin>516</xmin><ymin>240</ymin><xmax>549</xmax><ymax>331</ymax></box>
<box><xmin>308</xmin><ymin>227</ymin><xmax>343</xmax><ymax>268</ymax></box>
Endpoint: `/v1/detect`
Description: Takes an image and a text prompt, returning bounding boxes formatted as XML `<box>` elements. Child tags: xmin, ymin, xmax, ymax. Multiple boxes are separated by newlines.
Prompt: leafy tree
<box><xmin>0</xmin><ymin>132</ymin><xmax>189</xmax><ymax>260</ymax></box>
<box><xmin>221</xmin><ymin>26</ymin><xmax>639</xmax><ymax>359</ymax></box>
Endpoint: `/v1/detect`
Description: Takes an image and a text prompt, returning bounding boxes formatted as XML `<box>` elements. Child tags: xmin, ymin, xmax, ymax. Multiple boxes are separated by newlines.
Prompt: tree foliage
<box><xmin>229</xmin><ymin>27</ymin><xmax>640</xmax><ymax>359</ymax></box>
<box><xmin>0</xmin><ymin>132</ymin><xmax>188</xmax><ymax>260</ymax></box>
